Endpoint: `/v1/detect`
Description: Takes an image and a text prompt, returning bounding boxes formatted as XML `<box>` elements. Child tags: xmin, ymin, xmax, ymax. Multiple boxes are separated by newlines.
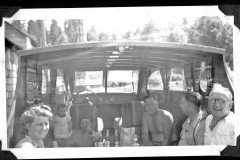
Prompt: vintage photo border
<box><xmin>0</xmin><ymin>6</ymin><xmax>239</xmax><ymax>158</ymax></box>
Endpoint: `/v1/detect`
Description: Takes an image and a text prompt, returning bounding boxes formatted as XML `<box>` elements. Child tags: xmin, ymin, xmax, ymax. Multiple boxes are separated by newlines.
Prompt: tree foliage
<box><xmin>185</xmin><ymin>16</ymin><xmax>233</xmax><ymax>69</ymax></box>
<box><xmin>46</xmin><ymin>20</ymin><xmax>62</xmax><ymax>45</ymax></box>
<box><xmin>64</xmin><ymin>19</ymin><xmax>84</xmax><ymax>43</ymax></box>
<box><xmin>87</xmin><ymin>26</ymin><xmax>98</xmax><ymax>41</ymax></box>
<box><xmin>98</xmin><ymin>32</ymin><xmax>109</xmax><ymax>41</ymax></box>
<box><xmin>11</xmin><ymin>20</ymin><xmax>26</xmax><ymax>32</ymax></box>
<box><xmin>27</xmin><ymin>20</ymin><xmax>45</xmax><ymax>47</ymax></box>
<box><xmin>123</xmin><ymin>31</ymin><xmax>131</xmax><ymax>40</ymax></box>
<box><xmin>111</xmin><ymin>33</ymin><xmax>118</xmax><ymax>41</ymax></box>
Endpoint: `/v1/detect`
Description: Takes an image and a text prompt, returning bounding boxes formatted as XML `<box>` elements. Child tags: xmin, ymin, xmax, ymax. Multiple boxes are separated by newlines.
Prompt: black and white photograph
<box><xmin>0</xmin><ymin>6</ymin><xmax>239</xmax><ymax>158</ymax></box>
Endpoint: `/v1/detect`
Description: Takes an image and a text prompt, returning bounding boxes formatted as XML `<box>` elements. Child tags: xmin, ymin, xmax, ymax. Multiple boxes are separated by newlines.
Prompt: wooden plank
<box><xmin>38</xmin><ymin>49</ymin><xmax>200</xmax><ymax>65</ymax></box>
<box><xmin>71</xmin><ymin>65</ymin><xmax>141</xmax><ymax>71</ymax></box>
<box><xmin>39</xmin><ymin>55</ymin><xmax>141</xmax><ymax>65</ymax></box>
<box><xmin>17</xmin><ymin>41</ymin><xmax>226</xmax><ymax>57</ymax></box>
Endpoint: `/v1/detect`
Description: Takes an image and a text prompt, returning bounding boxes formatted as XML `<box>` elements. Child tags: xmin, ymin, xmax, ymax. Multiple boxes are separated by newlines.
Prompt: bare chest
<box><xmin>146</xmin><ymin>114</ymin><xmax>163</xmax><ymax>133</ymax></box>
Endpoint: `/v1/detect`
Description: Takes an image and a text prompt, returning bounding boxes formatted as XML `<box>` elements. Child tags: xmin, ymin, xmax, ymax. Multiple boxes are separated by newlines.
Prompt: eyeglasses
<box><xmin>208</xmin><ymin>98</ymin><xmax>231</xmax><ymax>105</ymax></box>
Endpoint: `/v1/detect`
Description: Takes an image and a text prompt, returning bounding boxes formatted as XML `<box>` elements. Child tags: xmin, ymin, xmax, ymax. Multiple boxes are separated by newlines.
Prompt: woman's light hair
<box><xmin>19</xmin><ymin>105</ymin><xmax>53</xmax><ymax>135</ymax></box>
<box><xmin>209</xmin><ymin>83</ymin><xmax>233</xmax><ymax>100</ymax></box>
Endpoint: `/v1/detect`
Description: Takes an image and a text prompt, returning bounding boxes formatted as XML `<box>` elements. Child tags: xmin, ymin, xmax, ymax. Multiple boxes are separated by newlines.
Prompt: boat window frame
<box><xmin>73</xmin><ymin>69</ymin><xmax>140</xmax><ymax>94</ymax></box>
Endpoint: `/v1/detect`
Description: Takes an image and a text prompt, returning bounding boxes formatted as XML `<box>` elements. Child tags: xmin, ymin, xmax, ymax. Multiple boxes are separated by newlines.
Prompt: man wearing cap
<box><xmin>178</xmin><ymin>92</ymin><xmax>207</xmax><ymax>145</ymax></box>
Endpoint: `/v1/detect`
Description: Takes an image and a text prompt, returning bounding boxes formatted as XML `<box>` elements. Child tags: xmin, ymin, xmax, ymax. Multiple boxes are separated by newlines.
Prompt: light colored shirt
<box><xmin>54</xmin><ymin>114</ymin><xmax>73</xmax><ymax>138</ymax></box>
<box><xmin>178</xmin><ymin>111</ymin><xmax>207</xmax><ymax>146</ymax></box>
<box><xmin>204</xmin><ymin>112</ymin><xmax>236</xmax><ymax>145</ymax></box>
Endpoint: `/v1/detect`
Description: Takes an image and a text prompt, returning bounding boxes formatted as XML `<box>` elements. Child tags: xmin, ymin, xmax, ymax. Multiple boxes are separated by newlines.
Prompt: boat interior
<box><xmin>10</xmin><ymin>41</ymin><xmax>234</xmax><ymax>147</ymax></box>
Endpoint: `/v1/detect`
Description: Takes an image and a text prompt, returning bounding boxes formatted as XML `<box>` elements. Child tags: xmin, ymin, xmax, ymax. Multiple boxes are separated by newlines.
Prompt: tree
<box><xmin>98</xmin><ymin>32</ymin><xmax>109</xmax><ymax>41</ymax></box>
<box><xmin>87</xmin><ymin>26</ymin><xmax>98</xmax><ymax>42</ymax></box>
<box><xmin>11</xmin><ymin>20</ymin><xmax>26</xmax><ymax>32</ymax></box>
<box><xmin>185</xmin><ymin>16</ymin><xmax>233</xmax><ymax>70</ymax></box>
<box><xmin>111</xmin><ymin>33</ymin><xmax>118</xmax><ymax>41</ymax></box>
<box><xmin>27</xmin><ymin>20</ymin><xmax>46</xmax><ymax>47</ymax></box>
<box><xmin>166</xmin><ymin>33</ymin><xmax>181</xmax><ymax>42</ymax></box>
<box><xmin>64</xmin><ymin>19</ymin><xmax>84</xmax><ymax>43</ymax></box>
<box><xmin>140</xmin><ymin>20</ymin><xmax>158</xmax><ymax>41</ymax></box>
<box><xmin>123</xmin><ymin>31</ymin><xmax>131</xmax><ymax>40</ymax></box>
<box><xmin>47</xmin><ymin>20</ymin><xmax>62</xmax><ymax>45</ymax></box>
<box><xmin>141</xmin><ymin>20</ymin><xmax>158</xmax><ymax>35</ymax></box>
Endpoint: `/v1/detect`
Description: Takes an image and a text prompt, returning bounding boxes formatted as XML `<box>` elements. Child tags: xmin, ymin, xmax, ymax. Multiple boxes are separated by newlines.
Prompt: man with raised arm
<box><xmin>142</xmin><ymin>94</ymin><xmax>173</xmax><ymax>146</ymax></box>
<box><xmin>66</xmin><ymin>116</ymin><xmax>100</xmax><ymax>147</ymax></box>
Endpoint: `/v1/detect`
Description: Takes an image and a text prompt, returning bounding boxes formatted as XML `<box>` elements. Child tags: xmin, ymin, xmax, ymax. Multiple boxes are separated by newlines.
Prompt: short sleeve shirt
<box><xmin>178</xmin><ymin>111</ymin><xmax>207</xmax><ymax>146</ymax></box>
<box><xmin>204</xmin><ymin>112</ymin><xmax>236</xmax><ymax>145</ymax></box>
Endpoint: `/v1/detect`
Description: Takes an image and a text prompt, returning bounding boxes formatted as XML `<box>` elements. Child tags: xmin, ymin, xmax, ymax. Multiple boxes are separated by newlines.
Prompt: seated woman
<box><xmin>52</xmin><ymin>104</ymin><xmax>73</xmax><ymax>147</ymax></box>
<box><xmin>204</xmin><ymin>83</ymin><xmax>237</xmax><ymax>145</ymax></box>
<box><xmin>15</xmin><ymin>105</ymin><xmax>53</xmax><ymax>148</ymax></box>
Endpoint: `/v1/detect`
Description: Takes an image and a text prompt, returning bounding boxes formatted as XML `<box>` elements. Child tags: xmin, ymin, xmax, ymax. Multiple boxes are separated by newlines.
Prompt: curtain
<box><xmin>50</xmin><ymin>69</ymin><xmax>57</xmax><ymax>106</ymax></box>
<box><xmin>37</xmin><ymin>65</ymin><xmax>42</xmax><ymax>95</ymax></box>
<box><xmin>166</xmin><ymin>67</ymin><xmax>171</xmax><ymax>102</ymax></box>
<box><xmin>160</xmin><ymin>68</ymin><xmax>166</xmax><ymax>101</ymax></box>
<box><xmin>194</xmin><ymin>60</ymin><xmax>201</xmax><ymax>93</ymax></box>
<box><xmin>68</xmin><ymin>71</ymin><xmax>75</xmax><ymax>94</ymax></box>
<box><xmin>121</xmin><ymin>101</ymin><xmax>146</xmax><ymax>128</ymax></box>
<box><xmin>160</xmin><ymin>68</ymin><xmax>171</xmax><ymax>102</ymax></box>
<box><xmin>137</xmin><ymin>69</ymin><xmax>150</xmax><ymax>100</ymax></box>
<box><xmin>63</xmin><ymin>70</ymin><xmax>69</xmax><ymax>92</ymax></box>
<box><xmin>205</xmin><ymin>57</ymin><xmax>213</xmax><ymax>97</ymax></box>
<box><xmin>160</xmin><ymin>68</ymin><xmax>166</xmax><ymax>88</ymax></box>
<box><xmin>184</xmin><ymin>63</ymin><xmax>193</xmax><ymax>92</ymax></box>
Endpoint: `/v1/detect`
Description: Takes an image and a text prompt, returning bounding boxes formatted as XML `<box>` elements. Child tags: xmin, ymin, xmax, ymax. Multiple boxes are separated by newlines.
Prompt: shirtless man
<box><xmin>142</xmin><ymin>94</ymin><xmax>173</xmax><ymax>146</ymax></box>
<box><xmin>66</xmin><ymin>117</ymin><xmax>99</xmax><ymax>147</ymax></box>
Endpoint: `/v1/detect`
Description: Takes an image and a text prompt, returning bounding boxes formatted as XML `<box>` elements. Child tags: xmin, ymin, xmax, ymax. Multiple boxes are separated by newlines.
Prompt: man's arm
<box><xmin>68</xmin><ymin>120</ymin><xmax>72</xmax><ymax>131</ymax></box>
<box><xmin>93</xmin><ymin>107</ymin><xmax>98</xmax><ymax>131</ymax></box>
<box><xmin>194</xmin><ymin>120</ymin><xmax>206</xmax><ymax>145</ymax></box>
<box><xmin>161</xmin><ymin>111</ymin><xmax>173</xmax><ymax>146</ymax></box>
<box><xmin>142</xmin><ymin>114</ymin><xmax>152</xmax><ymax>146</ymax></box>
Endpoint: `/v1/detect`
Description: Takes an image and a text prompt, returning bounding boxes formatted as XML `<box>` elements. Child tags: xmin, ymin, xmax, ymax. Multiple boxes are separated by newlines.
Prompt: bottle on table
<box><xmin>105</xmin><ymin>129</ymin><xmax>110</xmax><ymax>147</ymax></box>
<box><xmin>52</xmin><ymin>141</ymin><xmax>58</xmax><ymax>148</ymax></box>
<box><xmin>132</xmin><ymin>134</ymin><xmax>139</xmax><ymax>147</ymax></box>
<box><xmin>114</xmin><ymin>129</ymin><xmax>119</xmax><ymax>147</ymax></box>
<box><xmin>98</xmin><ymin>131</ymin><xmax>103</xmax><ymax>147</ymax></box>
<box><xmin>93</xmin><ymin>136</ymin><xmax>98</xmax><ymax>147</ymax></box>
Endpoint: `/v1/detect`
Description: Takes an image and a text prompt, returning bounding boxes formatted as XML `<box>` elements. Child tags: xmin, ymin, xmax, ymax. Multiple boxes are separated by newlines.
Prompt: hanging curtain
<box><xmin>160</xmin><ymin>67</ymin><xmax>171</xmax><ymax>102</ymax></box>
<box><xmin>37</xmin><ymin>65</ymin><xmax>43</xmax><ymax>99</ymax></box>
<box><xmin>205</xmin><ymin>57</ymin><xmax>213</xmax><ymax>97</ymax></box>
<box><xmin>137</xmin><ymin>69</ymin><xmax>150</xmax><ymax>100</ymax></box>
<box><xmin>63</xmin><ymin>70</ymin><xmax>73</xmax><ymax>104</ymax></box>
<box><xmin>63</xmin><ymin>70</ymin><xmax>69</xmax><ymax>91</ymax></box>
<box><xmin>160</xmin><ymin>68</ymin><xmax>166</xmax><ymax>88</ymax></box>
<box><xmin>184</xmin><ymin>63</ymin><xmax>193</xmax><ymax>92</ymax></box>
<box><xmin>166</xmin><ymin>67</ymin><xmax>171</xmax><ymax>102</ymax></box>
<box><xmin>68</xmin><ymin>71</ymin><xmax>75</xmax><ymax>94</ymax></box>
<box><xmin>137</xmin><ymin>70</ymin><xmax>144</xmax><ymax>95</ymax></box>
<box><xmin>50</xmin><ymin>69</ymin><xmax>57</xmax><ymax>106</ymax></box>
<box><xmin>194</xmin><ymin>60</ymin><xmax>201</xmax><ymax>93</ymax></box>
<box><xmin>160</xmin><ymin>68</ymin><xmax>169</xmax><ymax>102</ymax></box>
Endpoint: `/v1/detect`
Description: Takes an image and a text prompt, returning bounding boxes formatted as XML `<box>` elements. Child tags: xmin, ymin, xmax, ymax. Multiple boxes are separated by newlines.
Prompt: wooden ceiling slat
<box><xmin>22</xmin><ymin>42</ymin><xmax>225</xmax><ymax>71</ymax></box>
<box><xmin>18</xmin><ymin>41</ymin><xmax>226</xmax><ymax>57</ymax></box>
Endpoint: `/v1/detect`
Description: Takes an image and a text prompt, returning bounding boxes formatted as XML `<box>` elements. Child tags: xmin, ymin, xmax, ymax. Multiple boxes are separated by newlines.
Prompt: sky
<box><xmin>5</xmin><ymin>6</ymin><xmax>234</xmax><ymax>38</ymax></box>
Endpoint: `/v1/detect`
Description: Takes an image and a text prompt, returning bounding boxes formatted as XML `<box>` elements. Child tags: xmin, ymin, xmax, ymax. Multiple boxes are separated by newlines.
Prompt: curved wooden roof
<box><xmin>17</xmin><ymin>41</ymin><xmax>226</xmax><ymax>71</ymax></box>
